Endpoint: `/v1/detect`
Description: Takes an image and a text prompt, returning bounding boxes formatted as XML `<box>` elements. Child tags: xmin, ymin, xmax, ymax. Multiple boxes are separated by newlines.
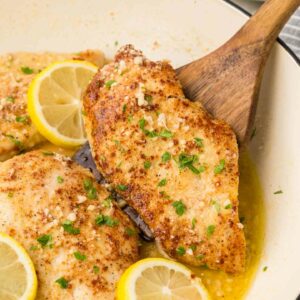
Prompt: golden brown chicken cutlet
<box><xmin>83</xmin><ymin>45</ymin><xmax>246</xmax><ymax>273</ymax></box>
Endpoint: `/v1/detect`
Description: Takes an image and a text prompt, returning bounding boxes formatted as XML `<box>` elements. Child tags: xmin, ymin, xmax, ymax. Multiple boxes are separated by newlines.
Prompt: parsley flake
<box><xmin>206</xmin><ymin>225</ymin><xmax>215</xmax><ymax>237</ymax></box>
<box><xmin>125</xmin><ymin>227</ymin><xmax>136</xmax><ymax>236</ymax></box>
<box><xmin>144</xmin><ymin>161</ymin><xmax>151</xmax><ymax>169</ymax></box>
<box><xmin>42</xmin><ymin>151</ymin><xmax>54</xmax><ymax>156</ymax></box>
<box><xmin>122</xmin><ymin>104</ymin><xmax>127</xmax><ymax>113</ymax></box>
<box><xmin>15</xmin><ymin>116</ymin><xmax>28</xmax><ymax>124</ymax></box>
<box><xmin>196</xmin><ymin>254</ymin><xmax>205</xmax><ymax>260</ymax></box>
<box><xmin>62</xmin><ymin>220</ymin><xmax>80</xmax><ymax>235</ymax></box>
<box><xmin>74</xmin><ymin>251</ymin><xmax>87</xmax><ymax>261</ymax></box>
<box><xmin>57</xmin><ymin>176</ymin><xmax>64</xmax><ymax>184</ymax></box>
<box><xmin>7</xmin><ymin>192</ymin><xmax>14</xmax><ymax>198</ymax></box>
<box><xmin>194</xmin><ymin>138</ymin><xmax>204</xmax><ymax>147</ymax></box>
<box><xmin>117</xmin><ymin>184</ymin><xmax>128</xmax><ymax>191</ymax></box>
<box><xmin>93</xmin><ymin>265</ymin><xmax>100</xmax><ymax>274</ymax></box>
<box><xmin>274</xmin><ymin>190</ymin><xmax>283</xmax><ymax>195</ymax></box>
<box><xmin>105</xmin><ymin>80</ymin><xmax>116</xmax><ymax>89</ymax></box>
<box><xmin>37</xmin><ymin>234</ymin><xmax>52</xmax><ymax>247</ymax></box>
<box><xmin>161</xmin><ymin>151</ymin><xmax>171</xmax><ymax>163</ymax></box>
<box><xmin>172</xmin><ymin>200</ymin><xmax>186</xmax><ymax>216</ymax></box>
<box><xmin>214</xmin><ymin>159</ymin><xmax>225</xmax><ymax>174</ymax></box>
<box><xmin>4</xmin><ymin>134</ymin><xmax>24</xmax><ymax>151</ymax></box>
<box><xmin>263</xmin><ymin>266</ymin><xmax>268</xmax><ymax>272</ymax></box>
<box><xmin>176</xmin><ymin>246</ymin><xmax>186</xmax><ymax>256</ymax></box>
<box><xmin>95</xmin><ymin>215</ymin><xmax>119</xmax><ymax>227</ymax></box>
<box><xmin>191</xmin><ymin>217</ymin><xmax>197</xmax><ymax>229</ymax></box>
<box><xmin>83</xmin><ymin>179</ymin><xmax>97</xmax><ymax>199</ymax></box>
<box><xmin>55</xmin><ymin>277</ymin><xmax>68</xmax><ymax>289</ymax></box>
<box><xmin>158</xmin><ymin>178</ymin><xmax>167</xmax><ymax>187</ymax></box>
<box><xmin>102</xmin><ymin>195</ymin><xmax>112</xmax><ymax>208</ymax></box>
<box><xmin>6</xmin><ymin>96</ymin><xmax>15</xmax><ymax>103</ymax></box>
<box><xmin>21</xmin><ymin>66</ymin><xmax>34</xmax><ymax>74</ymax></box>
<box><xmin>178</xmin><ymin>153</ymin><xmax>204</xmax><ymax>174</ymax></box>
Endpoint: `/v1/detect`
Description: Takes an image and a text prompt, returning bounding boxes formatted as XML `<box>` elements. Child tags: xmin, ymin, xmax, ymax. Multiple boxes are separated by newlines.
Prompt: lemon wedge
<box><xmin>0</xmin><ymin>233</ymin><xmax>37</xmax><ymax>300</ymax></box>
<box><xmin>116</xmin><ymin>258</ymin><xmax>210</xmax><ymax>300</ymax></box>
<box><xmin>28</xmin><ymin>60</ymin><xmax>98</xmax><ymax>148</ymax></box>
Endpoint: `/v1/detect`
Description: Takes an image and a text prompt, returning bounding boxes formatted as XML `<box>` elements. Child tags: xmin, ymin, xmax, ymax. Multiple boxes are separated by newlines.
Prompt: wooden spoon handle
<box><xmin>231</xmin><ymin>0</ymin><xmax>300</xmax><ymax>48</ymax></box>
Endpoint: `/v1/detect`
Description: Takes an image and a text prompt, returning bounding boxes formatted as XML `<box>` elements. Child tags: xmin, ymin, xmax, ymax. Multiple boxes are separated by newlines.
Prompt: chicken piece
<box><xmin>83</xmin><ymin>45</ymin><xmax>246</xmax><ymax>273</ymax></box>
<box><xmin>0</xmin><ymin>151</ymin><xmax>138</xmax><ymax>300</ymax></box>
<box><xmin>0</xmin><ymin>50</ymin><xmax>105</xmax><ymax>162</ymax></box>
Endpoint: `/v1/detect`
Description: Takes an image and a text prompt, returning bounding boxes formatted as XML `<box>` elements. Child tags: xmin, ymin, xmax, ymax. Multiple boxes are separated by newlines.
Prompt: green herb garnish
<box><xmin>105</xmin><ymin>80</ymin><xmax>116</xmax><ymax>89</ymax></box>
<box><xmin>37</xmin><ymin>234</ymin><xmax>52</xmax><ymax>248</ymax></box>
<box><xmin>73</xmin><ymin>251</ymin><xmax>87</xmax><ymax>261</ymax></box>
<box><xmin>93</xmin><ymin>265</ymin><xmax>100</xmax><ymax>274</ymax></box>
<box><xmin>55</xmin><ymin>277</ymin><xmax>68</xmax><ymax>289</ymax></box>
<box><xmin>125</xmin><ymin>227</ymin><xmax>136</xmax><ymax>236</ymax></box>
<box><xmin>214</xmin><ymin>159</ymin><xmax>225</xmax><ymax>174</ymax></box>
<box><xmin>144</xmin><ymin>161</ymin><xmax>151</xmax><ymax>169</ymax></box>
<box><xmin>83</xmin><ymin>179</ymin><xmax>97</xmax><ymax>199</ymax></box>
<box><xmin>172</xmin><ymin>200</ymin><xmax>186</xmax><ymax>216</ymax></box>
<box><xmin>62</xmin><ymin>220</ymin><xmax>80</xmax><ymax>235</ymax></box>
<box><xmin>42</xmin><ymin>151</ymin><xmax>54</xmax><ymax>156</ymax></box>
<box><xmin>102</xmin><ymin>195</ymin><xmax>113</xmax><ymax>208</ymax></box>
<box><xmin>191</xmin><ymin>217</ymin><xmax>197</xmax><ymax>229</ymax></box>
<box><xmin>116</xmin><ymin>184</ymin><xmax>128</xmax><ymax>191</ymax></box>
<box><xmin>7</xmin><ymin>192</ymin><xmax>14</xmax><ymax>198</ymax></box>
<box><xmin>4</xmin><ymin>134</ymin><xmax>24</xmax><ymax>151</ymax></box>
<box><xmin>190</xmin><ymin>245</ymin><xmax>197</xmax><ymax>252</ymax></box>
<box><xmin>21</xmin><ymin>66</ymin><xmax>34</xmax><ymax>74</ymax></box>
<box><xmin>161</xmin><ymin>152</ymin><xmax>171</xmax><ymax>163</ymax></box>
<box><xmin>206</xmin><ymin>225</ymin><xmax>215</xmax><ymax>237</ymax></box>
<box><xmin>15</xmin><ymin>116</ymin><xmax>28</xmax><ymax>123</ymax></box>
<box><xmin>194</xmin><ymin>138</ymin><xmax>204</xmax><ymax>147</ymax></box>
<box><xmin>144</xmin><ymin>94</ymin><xmax>153</xmax><ymax>103</ymax></box>
<box><xmin>176</xmin><ymin>246</ymin><xmax>186</xmax><ymax>256</ymax></box>
<box><xmin>158</xmin><ymin>178</ymin><xmax>167</xmax><ymax>187</ymax></box>
<box><xmin>262</xmin><ymin>266</ymin><xmax>268</xmax><ymax>272</ymax></box>
<box><xmin>122</xmin><ymin>104</ymin><xmax>127</xmax><ymax>113</ymax></box>
<box><xmin>178</xmin><ymin>153</ymin><xmax>204</xmax><ymax>174</ymax></box>
<box><xmin>274</xmin><ymin>190</ymin><xmax>283</xmax><ymax>194</ymax></box>
<box><xmin>57</xmin><ymin>176</ymin><xmax>64</xmax><ymax>184</ymax></box>
<box><xmin>196</xmin><ymin>254</ymin><xmax>205</xmax><ymax>260</ymax></box>
<box><xmin>95</xmin><ymin>215</ymin><xmax>119</xmax><ymax>227</ymax></box>
<box><xmin>5</xmin><ymin>96</ymin><xmax>15</xmax><ymax>103</ymax></box>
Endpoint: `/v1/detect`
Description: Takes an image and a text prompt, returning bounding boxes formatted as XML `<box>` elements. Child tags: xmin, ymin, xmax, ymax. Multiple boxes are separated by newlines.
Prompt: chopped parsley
<box><xmin>196</xmin><ymin>254</ymin><xmax>205</xmax><ymax>260</ymax></box>
<box><xmin>224</xmin><ymin>203</ymin><xmax>232</xmax><ymax>209</ymax></box>
<box><xmin>178</xmin><ymin>153</ymin><xmax>204</xmax><ymax>174</ymax></box>
<box><xmin>95</xmin><ymin>215</ymin><xmax>119</xmax><ymax>227</ymax></box>
<box><xmin>62</xmin><ymin>220</ymin><xmax>80</xmax><ymax>235</ymax></box>
<box><xmin>102</xmin><ymin>195</ymin><xmax>112</xmax><ymax>208</ymax></box>
<box><xmin>83</xmin><ymin>179</ymin><xmax>97</xmax><ymax>199</ymax></box>
<box><xmin>191</xmin><ymin>217</ymin><xmax>197</xmax><ymax>229</ymax></box>
<box><xmin>161</xmin><ymin>151</ymin><xmax>171</xmax><ymax>163</ymax></box>
<box><xmin>37</xmin><ymin>234</ymin><xmax>52</xmax><ymax>247</ymax></box>
<box><xmin>190</xmin><ymin>244</ymin><xmax>197</xmax><ymax>252</ymax></box>
<box><xmin>158</xmin><ymin>178</ymin><xmax>167</xmax><ymax>187</ymax></box>
<box><xmin>114</xmin><ymin>41</ymin><xmax>119</xmax><ymax>46</ymax></box>
<box><xmin>42</xmin><ymin>151</ymin><xmax>54</xmax><ymax>156</ymax></box>
<box><xmin>274</xmin><ymin>190</ymin><xmax>283</xmax><ymax>194</ymax></box>
<box><xmin>172</xmin><ymin>200</ymin><xmax>186</xmax><ymax>216</ymax></box>
<box><xmin>122</xmin><ymin>104</ymin><xmax>127</xmax><ymax>113</ymax></box>
<box><xmin>144</xmin><ymin>94</ymin><xmax>153</xmax><ymax>104</ymax></box>
<box><xmin>57</xmin><ymin>176</ymin><xmax>64</xmax><ymax>184</ymax></box>
<box><xmin>138</xmin><ymin>118</ymin><xmax>173</xmax><ymax>138</ymax></box>
<box><xmin>4</xmin><ymin>134</ymin><xmax>24</xmax><ymax>151</ymax></box>
<box><xmin>144</xmin><ymin>161</ymin><xmax>151</xmax><ymax>169</ymax></box>
<box><xmin>73</xmin><ymin>251</ymin><xmax>87</xmax><ymax>261</ymax></box>
<box><xmin>176</xmin><ymin>246</ymin><xmax>186</xmax><ymax>256</ymax></box>
<box><xmin>29</xmin><ymin>245</ymin><xmax>38</xmax><ymax>251</ymax></box>
<box><xmin>93</xmin><ymin>265</ymin><xmax>100</xmax><ymax>274</ymax></box>
<box><xmin>214</xmin><ymin>159</ymin><xmax>226</xmax><ymax>174</ymax></box>
<box><xmin>211</xmin><ymin>200</ymin><xmax>221</xmax><ymax>213</ymax></box>
<box><xmin>15</xmin><ymin>116</ymin><xmax>28</xmax><ymax>124</ymax></box>
<box><xmin>194</xmin><ymin>137</ymin><xmax>204</xmax><ymax>147</ymax></box>
<box><xmin>105</xmin><ymin>80</ymin><xmax>116</xmax><ymax>89</ymax></box>
<box><xmin>125</xmin><ymin>227</ymin><xmax>136</xmax><ymax>236</ymax></box>
<box><xmin>21</xmin><ymin>66</ymin><xmax>34</xmax><ymax>74</ymax></box>
<box><xmin>128</xmin><ymin>114</ymin><xmax>133</xmax><ymax>123</ymax></box>
<box><xmin>262</xmin><ymin>266</ymin><xmax>268</xmax><ymax>272</ymax></box>
<box><xmin>7</xmin><ymin>192</ymin><xmax>14</xmax><ymax>198</ymax></box>
<box><xmin>117</xmin><ymin>184</ymin><xmax>128</xmax><ymax>191</ymax></box>
<box><xmin>5</xmin><ymin>96</ymin><xmax>15</xmax><ymax>103</ymax></box>
<box><xmin>206</xmin><ymin>225</ymin><xmax>215</xmax><ymax>237</ymax></box>
<box><xmin>55</xmin><ymin>277</ymin><xmax>68</xmax><ymax>289</ymax></box>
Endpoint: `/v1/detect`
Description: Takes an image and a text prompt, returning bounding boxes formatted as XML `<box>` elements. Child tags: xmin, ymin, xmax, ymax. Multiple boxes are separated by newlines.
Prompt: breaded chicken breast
<box><xmin>84</xmin><ymin>45</ymin><xmax>246</xmax><ymax>273</ymax></box>
<box><xmin>0</xmin><ymin>151</ymin><xmax>138</xmax><ymax>299</ymax></box>
<box><xmin>0</xmin><ymin>50</ymin><xmax>105</xmax><ymax>162</ymax></box>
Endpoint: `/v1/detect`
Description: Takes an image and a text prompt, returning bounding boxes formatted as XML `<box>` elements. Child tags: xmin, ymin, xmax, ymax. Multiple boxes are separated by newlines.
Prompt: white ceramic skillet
<box><xmin>0</xmin><ymin>0</ymin><xmax>299</xmax><ymax>299</ymax></box>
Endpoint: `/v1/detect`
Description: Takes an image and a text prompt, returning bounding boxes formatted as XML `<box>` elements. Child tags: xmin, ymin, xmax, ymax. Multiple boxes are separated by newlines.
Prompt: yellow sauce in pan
<box><xmin>39</xmin><ymin>142</ymin><xmax>265</xmax><ymax>300</ymax></box>
<box><xmin>140</xmin><ymin>151</ymin><xmax>265</xmax><ymax>300</ymax></box>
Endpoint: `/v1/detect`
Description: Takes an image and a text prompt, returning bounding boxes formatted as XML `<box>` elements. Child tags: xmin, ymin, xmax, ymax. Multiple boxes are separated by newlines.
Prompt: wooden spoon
<box><xmin>177</xmin><ymin>0</ymin><xmax>300</xmax><ymax>142</ymax></box>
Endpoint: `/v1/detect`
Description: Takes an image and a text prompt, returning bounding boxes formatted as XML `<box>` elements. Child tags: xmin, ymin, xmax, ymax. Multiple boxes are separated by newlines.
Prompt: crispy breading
<box><xmin>0</xmin><ymin>50</ymin><xmax>105</xmax><ymax>161</ymax></box>
<box><xmin>84</xmin><ymin>45</ymin><xmax>246</xmax><ymax>273</ymax></box>
<box><xmin>0</xmin><ymin>151</ymin><xmax>138</xmax><ymax>300</ymax></box>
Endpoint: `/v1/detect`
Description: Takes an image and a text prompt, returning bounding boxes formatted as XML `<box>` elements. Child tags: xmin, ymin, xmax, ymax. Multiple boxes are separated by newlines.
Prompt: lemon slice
<box><xmin>28</xmin><ymin>60</ymin><xmax>98</xmax><ymax>148</ymax></box>
<box><xmin>117</xmin><ymin>258</ymin><xmax>210</xmax><ymax>300</ymax></box>
<box><xmin>0</xmin><ymin>233</ymin><xmax>37</xmax><ymax>300</ymax></box>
